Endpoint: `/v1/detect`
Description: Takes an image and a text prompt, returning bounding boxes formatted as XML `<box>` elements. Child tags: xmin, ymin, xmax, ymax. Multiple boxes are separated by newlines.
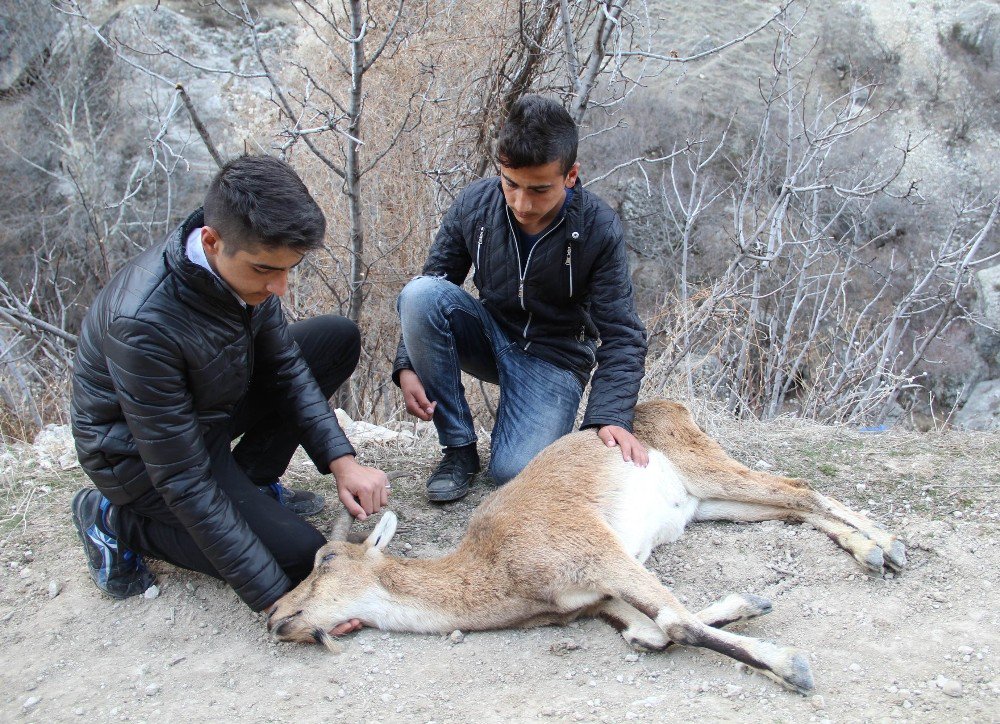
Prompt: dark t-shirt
<box><xmin>514</xmin><ymin>187</ymin><xmax>575</xmax><ymax>275</ymax></box>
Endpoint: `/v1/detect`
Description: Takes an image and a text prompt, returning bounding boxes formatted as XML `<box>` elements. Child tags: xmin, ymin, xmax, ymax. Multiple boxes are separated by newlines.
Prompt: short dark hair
<box><xmin>496</xmin><ymin>95</ymin><xmax>578</xmax><ymax>175</ymax></box>
<box><xmin>204</xmin><ymin>155</ymin><xmax>326</xmax><ymax>253</ymax></box>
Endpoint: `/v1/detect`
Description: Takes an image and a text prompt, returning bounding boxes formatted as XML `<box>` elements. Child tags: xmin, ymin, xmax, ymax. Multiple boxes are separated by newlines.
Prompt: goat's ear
<box><xmin>364</xmin><ymin>511</ymin><xmax>397</xmax><ymax>552</ymax></box>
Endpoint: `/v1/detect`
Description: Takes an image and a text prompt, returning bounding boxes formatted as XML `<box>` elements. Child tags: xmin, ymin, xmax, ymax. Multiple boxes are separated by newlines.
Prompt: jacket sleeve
<box><xmin>580</xmin><ymin>214</ymin><xmax>648</xmax><ymax>432</ymax></box>
<box><xmin>253</xmin><ymin>305</ymin><xmax>356</xmax><ymax>470</ymax></box>
<box><xmin>104</xmin><ymin>317</ymin><xmax>290</xmax><ymax>611</ymax></box>
<box><xmin>392</xmin><ymin>188</ymin><xmax>474</xmax><ymax>385</ymax></box>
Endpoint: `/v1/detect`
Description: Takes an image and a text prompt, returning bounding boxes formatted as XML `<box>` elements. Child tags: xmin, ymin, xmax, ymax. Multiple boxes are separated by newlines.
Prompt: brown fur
<box><xmin>267</xmin><ymin>400</ymin><xmax>905</xmax><ymax>694</ymax></box>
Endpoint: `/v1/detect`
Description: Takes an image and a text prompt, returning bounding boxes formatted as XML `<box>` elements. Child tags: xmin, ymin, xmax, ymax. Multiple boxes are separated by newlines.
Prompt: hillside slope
<box><xmin>1</xmin><ymin>409</ymin><xmax>996</xmax><ymax>721</ymax></box>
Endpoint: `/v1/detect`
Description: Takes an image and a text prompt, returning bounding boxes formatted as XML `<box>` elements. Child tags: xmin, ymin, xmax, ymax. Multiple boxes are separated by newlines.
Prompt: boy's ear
<box><xmin>201</xmin><ymin>226</ymin><xmax>222</xmax><ymax>255</ymax></box>
<box><xmin>565</xmin><ymin>162</ymin><xmax>580</xmax><ymax>187</ymax></box>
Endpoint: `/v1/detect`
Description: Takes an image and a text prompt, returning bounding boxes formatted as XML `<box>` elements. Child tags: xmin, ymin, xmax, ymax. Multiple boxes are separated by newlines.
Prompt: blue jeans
<box><xmin>398</xmin><ymin>276</ymin><xmax>585</xmax><ymax>484</ymax></box>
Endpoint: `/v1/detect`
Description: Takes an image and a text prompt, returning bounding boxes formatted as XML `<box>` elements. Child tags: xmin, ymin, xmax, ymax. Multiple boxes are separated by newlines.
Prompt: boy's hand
<box><xmin>597</xmin><ymin>425</ymin><xmax>649</xmax><ymax>467</ymax></box>
<box><xmin>399</xmin><ymin>369</ymin><xmax>436</xmax><ymax>421</ymax></box>
<box><xmin>330</xmin><ymin>455</ymin><xmax>389</xmax><ymax>520</ymax></box>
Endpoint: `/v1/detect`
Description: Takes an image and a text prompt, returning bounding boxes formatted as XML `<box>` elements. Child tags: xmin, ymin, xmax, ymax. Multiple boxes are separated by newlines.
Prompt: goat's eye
<box><xmin>321</xmin><ymin>551</ymin><xmax>337</xmax><ymax>564</ymax></box>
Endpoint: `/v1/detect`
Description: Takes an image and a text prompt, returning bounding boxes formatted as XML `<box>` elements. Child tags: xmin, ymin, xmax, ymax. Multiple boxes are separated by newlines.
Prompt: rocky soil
<box><xmin>1</xmin><ymin>410</ymin><xmax>997</xmax><ymax>723</ymax></box>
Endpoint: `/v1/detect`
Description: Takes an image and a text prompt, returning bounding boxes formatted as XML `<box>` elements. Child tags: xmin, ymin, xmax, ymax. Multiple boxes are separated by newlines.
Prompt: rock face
<box><xmin>0</xmin><ymin>4</ymin><xmax>62</xmax><ymax>96</ymax></box>
<box><xmin>955</xmin><ymin>263</ymin><xmax>1000</xmax><ymax>430</ymax></box>
<box><xmin>951</xmin><ymin>2</ymin><xmax>1000</xmax><ymax>66</ymax></box>
<box><xmin>975</xmin><ymin>263</ymin><xmax>1000</xmax><ymax>375</ymax></box>
<box><xmin>954</xmin><ymin>379</ymin><xmax>1000</xmax><ymax>431</ymax></box>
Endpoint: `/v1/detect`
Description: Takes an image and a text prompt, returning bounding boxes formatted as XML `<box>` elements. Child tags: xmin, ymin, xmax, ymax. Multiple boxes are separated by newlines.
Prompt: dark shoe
<box><xmin>267</xmin><ymin>482</ymin><xmax>326</xmax><ymax>516</ymax></box>
<box><xmin>71</xmin><ymin>488</ymin><xmax>156</xmax><ymax>599</ymax></box>
<box><xmin>426</xmin><ymin>445</ymin><xmax>480</xmax><ymax>502</ymax></box>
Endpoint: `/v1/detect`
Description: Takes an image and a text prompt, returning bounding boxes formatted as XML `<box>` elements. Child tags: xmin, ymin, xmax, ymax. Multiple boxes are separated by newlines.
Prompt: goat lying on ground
<box><xmin>268</xmin><ymin>400</ymin><xmax>906</xmax><ymax>693</ymax></box>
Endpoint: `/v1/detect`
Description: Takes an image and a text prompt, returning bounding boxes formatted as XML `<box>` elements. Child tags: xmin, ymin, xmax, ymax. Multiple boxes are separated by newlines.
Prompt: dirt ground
<box><xmin>1</xmin><ymin>410</ymin><xmax>997</xmax><ymax>723</ymax></box>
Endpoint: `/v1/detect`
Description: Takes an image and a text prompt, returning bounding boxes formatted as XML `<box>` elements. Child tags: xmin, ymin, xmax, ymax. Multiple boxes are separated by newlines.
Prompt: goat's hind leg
<box><xmin>595</xmin><ymin>594</ymin><xmax>773</xmax><ymax>652</ymax></box>
<box><xmin>695</xmin><ymin>498</ymin><xmax>904</xmax><ymax>574</ymax></box>
<box><xmin>691</xmin><ymin>473</ymin><xmax>906</xmax><ymax>574</ymax></box>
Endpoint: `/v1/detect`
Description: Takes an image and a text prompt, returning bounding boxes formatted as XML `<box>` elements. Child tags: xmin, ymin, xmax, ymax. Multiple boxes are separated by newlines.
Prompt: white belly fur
<box><xmin>603</xmin><ymin>449</ymin><xmax>698</xmax><ymax>564</ymax></box>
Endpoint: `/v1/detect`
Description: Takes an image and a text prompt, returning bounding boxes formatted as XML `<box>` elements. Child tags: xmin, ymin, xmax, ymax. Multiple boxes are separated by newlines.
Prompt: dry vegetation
<box><xmin>0</xmin><ymin>0</ymin><xmax>998</xmax><ymax>437</ymax></box>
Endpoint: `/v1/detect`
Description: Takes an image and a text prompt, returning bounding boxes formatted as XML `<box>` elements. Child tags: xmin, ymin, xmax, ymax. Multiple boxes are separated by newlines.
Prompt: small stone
<box><xmin>725</xmin><ymin>684</ymin><xmax>742</xmax><ymax>697</ymax></box>
<box><xmin>812</xmin><ymin>695</ymin><xmax>826</xmax><ymax>710</ymax></box>
<box><xmin>23</xmin><ymin>696</ymin><xmax>40</xmax><ymax>709</ymax></box>
<box><xmin>362</xmin><ymin>645</ymin><xmax>376</xmax><ymax>655</ymax></box>
<box><xmin>19</xmin><ymin>567</ymin><xmax>32</xmax><ymax>578</ymax></box>
<box><xmin>755</xmin><ymin>460</ymin><xmax>774</xmax><ymax>470</ymax></box>
<box><xmin>74</xmin><ymin>708</ymin><xmax>85</xmax><ymax>716</ymax></box>
<box><xmin>449</xmin><ymin>630</ymin><xmax>464</xmax><ymax>644</ymax></box>
<box><xmin>169</xmin><ymin>656</ymin><xmax>186</xmax><ymax>667</ymax></box>
<box><xmin>936</xmin><ymin>676</ymin><xmax>962</xmax><ymax>697</ymax></box>
<box><xmin>540</xmin><ymin>707</ymin><xmax>555</xmax><ymax>717</ymax></box>
<box><xmin>276</xmin><ymin>690</ymin><xmax>291</xmax><ymax>701</ymax></box>
<box><xmin>952</xmin><ymin>511</ymin><xmax>963</xmax><ymax>518</ymax></box>
<box><xmin>550</xmin><ymin>638</ymin><xmax>580</xmax><ymax>655</ymax></box>
<box><xmin>47</xmin><ymin>580</ymin><xmax>62</xmax><ymax>598</ymax></box>
<box><xmin>957</xmin><ymin>646</ymin><xmax>974</xmax><ymax>656</ymax></box>
<box><xmin>624</xmin><ymin>653</ymin><xmax>639</xmax><ymax>663</ymax></box>
<box><xmin>23</xmin><ymin>550</ymin><xmax>34</xmax><ymax>561</ymax></box>
<box><xmin>145</xmin><ymin>683</ymin><xmax>159</xmax><ymax>696</ymax></box>
<box><xmin>848</xmin><ymin>663</ymin><xmax>861</xmax><ymax>672</ymax></box>
<box><xmin>928</xmin><ymin>591</ymin><xmax>946</xmax><ymax>603</ymax></box>
<box><xmin>403</xmin><ymin>543</ymin><xmax>412</xmax><ymax>552</ymax></box>
<box><xmin>143</xmin><ymin>585</ymin><xmax>160</xmax><ymax>599</ymax></box>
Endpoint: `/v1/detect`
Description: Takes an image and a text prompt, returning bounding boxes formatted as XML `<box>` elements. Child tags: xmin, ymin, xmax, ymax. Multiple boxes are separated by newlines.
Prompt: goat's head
<box><xmin>266</xmin><ymin>509</ymin><xmax>397</xmax><ymax>649</ymax></box>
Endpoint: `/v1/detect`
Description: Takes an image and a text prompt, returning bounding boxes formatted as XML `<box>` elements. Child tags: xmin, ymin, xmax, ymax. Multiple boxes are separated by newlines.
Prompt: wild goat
<box><xmin>267</xmin><ymin>400</ymin><xmax>905</xmax><ymax>693</ymax></box>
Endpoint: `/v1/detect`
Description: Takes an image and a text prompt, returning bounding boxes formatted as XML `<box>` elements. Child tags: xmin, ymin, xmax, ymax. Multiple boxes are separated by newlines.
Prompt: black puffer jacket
<box><xmin>71</xmin><ymin>209</ymin><xmax>355</xmax><ymax>611</ymax></box>
<box><xmin>394</xmin><ymin>177</ymin><xmax>647</xmax><ymax>431</ymax></box>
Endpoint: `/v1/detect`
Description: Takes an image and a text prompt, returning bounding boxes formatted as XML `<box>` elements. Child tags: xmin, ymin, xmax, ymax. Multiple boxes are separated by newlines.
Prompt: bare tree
<box><xmin>642</xmin><ymin>12</ymin><xmax>998</xmax><ymax>425</ymax></box>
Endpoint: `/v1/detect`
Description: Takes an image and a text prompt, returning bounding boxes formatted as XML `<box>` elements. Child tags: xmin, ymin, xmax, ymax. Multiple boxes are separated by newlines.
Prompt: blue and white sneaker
<box><xmin>71</xmin><ymin>488</ymin><xmax>155</xmax><ymax>599</ymax></box>
<box><xmin>265</xmin><ymin>481</ymin><xmax>326</xmax><ymax>516</ymax></box>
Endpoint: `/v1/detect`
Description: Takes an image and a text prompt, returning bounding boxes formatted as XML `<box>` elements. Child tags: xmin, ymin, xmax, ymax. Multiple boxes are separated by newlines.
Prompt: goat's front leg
<box><xmin>600</xmin><ymin>563</ymin><xmax>813</xmax><ymax>694</ymax></box>
<box><xmin>595</xmin><ymin>593</ymin><xmax>773</xmax><ymax>652</ymax></box>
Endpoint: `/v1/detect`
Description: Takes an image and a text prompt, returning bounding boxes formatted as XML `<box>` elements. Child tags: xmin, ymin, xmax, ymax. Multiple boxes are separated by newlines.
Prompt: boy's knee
<box><xmin>488</xmin><ymin>454</ymin><xmax>528</xmax><ymax>487</ymax></box>
<box><xmin>398</xmin><ymin>276</ymin><xmax>450</xmax><ymax>320</ymax></box>
<box><xmin>283</xmin><ymin>527</ymin><xmax>326</xmax><ymax>583</ymax></box>
<box><xmin>330</xmin><ymin>316</ymin><xmax>361</xmax><ymax>365</ymax></box>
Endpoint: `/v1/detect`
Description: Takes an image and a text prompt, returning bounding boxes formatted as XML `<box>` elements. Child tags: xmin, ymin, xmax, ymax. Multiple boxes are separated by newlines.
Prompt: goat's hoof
<box><xmin>740</xmin><ymin>593</ymin><xmax>773</xmax><ymax>617</ymax></box>
<box><xmin>884</xmin><ymin>540</ymin><xmax>907</xmax><ymax>572</ymax></box>
<box><xmin>627</xmin><ymin>637</ymin><xmax>669</xmax><ymax>652</ymax></box>
<box><xmin>783</xmin><ymin>649</ymin><xmax>815</xmax><ymax>695</ymax></box>
<box><xmin>858</xmin><ymin>545</ymin><xmax>885</xmax><ymax>574</ymax></box>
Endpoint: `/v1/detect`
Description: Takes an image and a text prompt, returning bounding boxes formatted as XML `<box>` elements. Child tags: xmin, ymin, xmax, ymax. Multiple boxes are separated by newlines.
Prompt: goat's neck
<box><xmin>358</xmin><ymin>550</ymin><xmax>518</xmax><ymax>633</ymax></box>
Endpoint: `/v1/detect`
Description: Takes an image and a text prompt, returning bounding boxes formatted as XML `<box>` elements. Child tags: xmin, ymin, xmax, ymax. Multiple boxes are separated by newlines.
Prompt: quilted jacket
<box><xmin>70</xmin><ymin>209</ymin><xmax>355</xmax><ymax>611</ymax></box>
<box><xmin>394</xmin><ymin>177</ymin><xmax>647</xmax><ymax>431</ymax></box>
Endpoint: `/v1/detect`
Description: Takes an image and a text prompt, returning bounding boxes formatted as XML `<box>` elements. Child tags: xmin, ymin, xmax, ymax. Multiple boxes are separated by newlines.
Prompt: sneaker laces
<box><xmin>432</xmin><ymin>447</ymin><xmax>475</xmax><ymax>476</ymax></box>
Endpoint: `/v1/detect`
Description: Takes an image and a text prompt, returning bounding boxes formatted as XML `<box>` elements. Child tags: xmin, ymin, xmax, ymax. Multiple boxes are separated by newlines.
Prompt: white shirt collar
<box><xmin>185</xmin><ymin>227</ymin><xmax>247</xmax><ymax>307</ymax></box>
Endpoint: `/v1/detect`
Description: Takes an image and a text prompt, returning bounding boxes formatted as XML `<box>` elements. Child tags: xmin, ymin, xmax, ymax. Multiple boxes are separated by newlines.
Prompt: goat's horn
<box><xmin>330</xmin><ymin>507</ymin><xmax>354</xmax><ymax>541</ymax></box>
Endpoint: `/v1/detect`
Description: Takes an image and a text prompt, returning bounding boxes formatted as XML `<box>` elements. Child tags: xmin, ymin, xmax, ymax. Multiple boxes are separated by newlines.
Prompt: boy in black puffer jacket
<box><xmin>70</xmin><ymin>155</ymin><xmax>388</xmax><ymax>617</ymax></box>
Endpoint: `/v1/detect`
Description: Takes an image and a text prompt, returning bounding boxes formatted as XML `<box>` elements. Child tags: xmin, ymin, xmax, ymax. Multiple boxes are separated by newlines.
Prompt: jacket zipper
<box><xmin>243</xmin><ymin>307</ymin><xmax>255</xmax><ymax>393</ymax></box>
<box><xmin>506</xmin><ymin>208</ymin><xmax>566</xmax><ymax>349</ymax></box>
<box><xmin>475</xmin><ymin>226</ymin><xmax>485</xmax><ymax>275</ymax></box>
<box><xmin>565</xmin><ymin>245</ymin><xmax>573</xmax><ymax>297</ymax></box>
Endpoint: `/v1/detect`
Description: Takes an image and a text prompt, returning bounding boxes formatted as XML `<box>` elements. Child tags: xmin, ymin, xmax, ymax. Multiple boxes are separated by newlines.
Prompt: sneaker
<box><xmin>70</xmin><ymin>488</ymin><xmax>155</xmax><ymax>599</ymax></box>
<box><xmin>426</xmin><ymin>444</ymin><xmax>480</xmax><ymax>503</ymax></box>
<box><xmin>267</xmin><ymin>482</ymin><xmax>326</xmax><ymax>516</ymax></box>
